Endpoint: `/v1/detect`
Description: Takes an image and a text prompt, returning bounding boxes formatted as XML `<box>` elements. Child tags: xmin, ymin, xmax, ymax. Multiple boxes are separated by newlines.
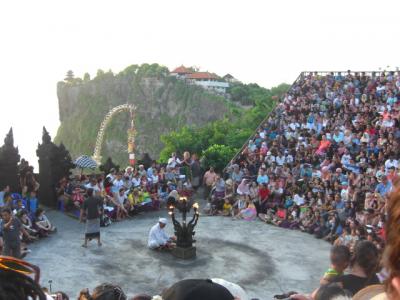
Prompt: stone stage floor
<box><xmin>27</xmin><ymin>209</ymin><xmax>330</xmax><ymax>299</ymax></box>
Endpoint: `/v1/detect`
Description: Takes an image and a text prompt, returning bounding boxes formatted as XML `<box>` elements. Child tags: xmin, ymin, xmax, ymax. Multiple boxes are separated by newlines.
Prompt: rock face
<box><xmin>55</xmin><ymin>64</ymin><xmax>236</xmax><ymax>166</ymax></box>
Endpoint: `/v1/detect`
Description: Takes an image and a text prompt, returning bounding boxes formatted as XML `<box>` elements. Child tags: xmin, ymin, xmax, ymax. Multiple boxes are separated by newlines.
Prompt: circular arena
<box><xmin>27</xmin><ymin>209</ymin><xmax>329</xmax><ymax>299</ymax></box>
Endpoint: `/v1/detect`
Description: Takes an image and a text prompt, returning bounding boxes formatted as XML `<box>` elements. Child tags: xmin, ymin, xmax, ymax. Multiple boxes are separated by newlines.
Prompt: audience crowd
<box><xmin>55</xmin><ymin>151</ymin><xmax>200</xmax><ymax>224</ymax></box>
<box><xmin>0</xmin><ymin>183</ymin><xmax>56</xmax><ymax>259</ymax></box>
<box><xmin>2</xmin><ymin>71</ymin><xmax>400</xmax><ymax>299</ymax></box>
<box><xmin>216</xmin><ymin>71</ymin><xmax>400</xmax><ymax>251</ymax></box>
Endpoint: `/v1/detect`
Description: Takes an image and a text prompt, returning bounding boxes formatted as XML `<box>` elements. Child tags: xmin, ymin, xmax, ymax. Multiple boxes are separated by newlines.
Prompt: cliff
<box><xmin>54</xmin><ymin>64</ymin><xmax>240</xmax><ymax>166</ymax></box>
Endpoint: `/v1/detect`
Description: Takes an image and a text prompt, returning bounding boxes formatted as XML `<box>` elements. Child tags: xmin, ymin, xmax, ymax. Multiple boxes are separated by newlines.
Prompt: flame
<box><xmin>169</xmin><ymin>206</ymin><xmax>174</xmax><ymax>210</ymax></box>
<box><xmin>193</xmin><ymin>203</ymin><xmax>199</xmax><ymax>209</ymax></box>
<box><xmin>179</xmin><ymin>197</ymin><xmax>187</xmax><ymax>202</ymax></box>
<box><xmin>168</xmin><ymin>211</ymin><xmax>173</xmax><ymax>215</ymax></box>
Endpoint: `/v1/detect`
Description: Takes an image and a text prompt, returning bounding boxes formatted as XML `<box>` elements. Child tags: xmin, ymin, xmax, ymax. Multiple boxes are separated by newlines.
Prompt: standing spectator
<box><xmin>203</xmin><ymin>167</ymin><xmax>217</xmax><ymax>200</ymax></box>
<box><xmin>190</xmin><ymin>154</ymin><xmax>201</xmax><ymax>190</ymax></box>
<box><xmin>1</xmin><ymin>208</ymin><xmax>31</xmax><ymax>258</ymax></box>
<box><xmin>80</xmin><ymin>188</ymin><xmax>103</xmax><ymax>248</ymax></box>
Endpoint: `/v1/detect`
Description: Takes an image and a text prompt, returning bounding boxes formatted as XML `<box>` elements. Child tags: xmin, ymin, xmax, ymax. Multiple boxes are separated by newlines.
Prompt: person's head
<box><xmin>209</xmin><ymin>166</ymin><xmax>214</xmax><ymax>172</ymax></box>
<box><xmin>330</xmin><ymin>245</ymin><xmax>351</xmax><ymax>273</ymax></box>
<box><xmin>89</xmin><ymin>283</ymin><xmax>127</xmax><ymax>300</ymax></box>
<box><xmin>1</xmin><ymin>207</ymin><xmax>12</xmax><ymax>222</ymax></box>
<box><xmin>35</xmin><ymin>208</ymin><xmax>45</xmax><ymax>218</ymax></box>
<box><xmin>2</xmin><ymin>185</ymin><xmax>10</xmax><ymax>192</ymax></box>
<box><xmin>16</xmin><ymin>199</ymin><xmax>23</xmax><ymax>208</ymax></box>
<box><xmin>0</xmin><ymin>267</ymin><xmax>46</xmax><ymax>300</ymax></box>
<box><xmin>314</xmin><ymin>283</ymin><xmax>352</xmax><ymax>300</ymax></box>
<box><xmin>88</xmin><ymin>177</ymin><xmax>96</xmax><ymax>185</ymax></box>
<box><xmin>159</xmin><ymin>218</ymin><xmax>167</xmax><ymax>229</ymax></box>
<box><xmin>87</xmin><ymin>188</ymin><xmax>94</xmax><ymax>197</ymax></box>
<box><xmin>119</xmin><ymin>188</ymin><xmax>125</xmax><ymax>195</ymax></box>
<box><xmin>384</xmin><ymin>186</ymin><xmax>400</xmax><ymax>298</ymax></box>
<box><xmin>161</xmin><ymin>279</ymin><xmax>234</xmax><ymax>300</ymax></box>
<box><xmin>352</xmin><ymin>241</ymin><xmax>379</xmax><ymax>277</ymax></box>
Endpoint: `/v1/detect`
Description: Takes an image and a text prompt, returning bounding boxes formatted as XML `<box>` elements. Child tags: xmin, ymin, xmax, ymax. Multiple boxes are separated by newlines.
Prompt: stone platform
<box><xmin>172</xmin><ymin>246</ymin><xmax>196</xmax><ymax>259</ymax></box>
<box><xmin>27</xmin><ymin>209</ymin><xmax>330</xmax><ymax>299</ymax></box>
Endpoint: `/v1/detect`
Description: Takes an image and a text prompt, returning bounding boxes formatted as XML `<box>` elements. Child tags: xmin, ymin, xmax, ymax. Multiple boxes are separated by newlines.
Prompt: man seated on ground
<box><xmin>147</xmin><ymin>217</ymin><xmax>175</xmax><ymax>250</ymax></box>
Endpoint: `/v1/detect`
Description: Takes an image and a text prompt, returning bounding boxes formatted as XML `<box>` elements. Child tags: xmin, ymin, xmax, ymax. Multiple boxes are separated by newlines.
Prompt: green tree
<box><xmin>83</xmin><ymin>73</ymin><xmax>91</xmax><ymax>81</ymax></box>
<box><xmin>96</xmin><ymin>69</ymin><xmax>105</xmax><ymax>78</ymax></box>
<box><xmin>201</xmin><ymin>144</ymin><xmax>237</xmax><ymax>173</ymax></box>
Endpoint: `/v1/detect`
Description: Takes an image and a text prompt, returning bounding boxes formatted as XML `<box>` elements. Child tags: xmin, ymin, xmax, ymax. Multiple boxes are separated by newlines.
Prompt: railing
<box><xmin>302</xmin><ymin>71</ymin><xmax>398</xmax><ymax>77</ymax></box>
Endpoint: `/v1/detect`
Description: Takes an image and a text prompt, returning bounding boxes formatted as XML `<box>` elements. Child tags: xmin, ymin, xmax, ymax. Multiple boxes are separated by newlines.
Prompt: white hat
<box><xmin>159</xmin><ymin>217</ymin><xmax>168</xmax><ymax>224</ymax></box>
<box><xmin>211</xmin><ymin>278</ymin><xmax>248</xmax><ymax>300</ymax></box>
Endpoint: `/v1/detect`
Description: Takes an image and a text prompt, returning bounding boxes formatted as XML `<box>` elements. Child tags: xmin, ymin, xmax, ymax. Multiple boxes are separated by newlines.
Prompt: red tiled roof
<box><xmin>171</xmin><ymin>66</ymin><xmax>192</xmax><ymax>74</ymax></box>
<box><xmin>187</xmin><ymin>72</ymin><xmax>219</xmax><ymax>80</ymax></box>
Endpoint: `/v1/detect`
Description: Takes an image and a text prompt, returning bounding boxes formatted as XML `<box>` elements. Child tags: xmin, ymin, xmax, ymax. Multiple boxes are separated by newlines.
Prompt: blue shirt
<box><xmin>147</xmin><ymin>167</ymin><xmax>153</xmax><ymax>178</ymax></box>
<box><xmin>376</xmin><ymin>181</ymin><xmax>392</xmax><ymax>196</ymax></box>
<box><xmin>333</xmin><ymin>132</ymin><xmax>344</xmax><ymax>143</ymax></box>
<box><xmin>335</xmin><ymin>201</ymin><xmax>346</xmax><ymax>210</ymax></box>
<box><xmin>0</xmin><ymin>191</ymin><xmax>4</xmax><ymax>207</ymax></box>
<box><xmin>257</xmin><ymin>175</ymin><xmax>269</xmax><ymax>185</ymax></box>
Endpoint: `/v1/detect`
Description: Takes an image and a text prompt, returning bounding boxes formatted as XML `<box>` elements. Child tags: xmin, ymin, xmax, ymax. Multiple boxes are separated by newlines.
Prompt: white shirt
<box><xmin>285</xmin><ymin>155</ymin><xmax>294</xmax><ymax>164</ymax></box>
<box><xmin>113</xmin><ymin>179</ymin><xmax>124</xmax><ymax>191</ymax></box>
<box><xmin>341</xmin><ymin>154</ymin><xmax>351</xmax><ymax>166</ymax></box>
<box><xmin>167</xmin><ymin>157</ymin><xmax>182</xmax><ymax>168</ymax></box>
<box><xmin>85</xmin><ymin>183</ymin><xmax>100</xmax><ymax>193</ymax></box>
<box><xmin>293</xmin><ymin>194</ymin><xmax>305</xmax><ymax>206</ymax></box>
<box><xmin>148</xmin><ymin>223</ymin><xmax>169</xmax><ymax>248</ymax></box>
<box><xmin>116</xmin><ymin>193</ymin><xmax>126</xmax><ymax>205</ymax></box>
<box><xmin>276</xmin><ymin>156</ymin><xmax>285</xmax><ymax>166</ymax></box>
<box><xmin>265</xmin><ymin>155</ymin><xmax>276</xmax><ymax>164</ymax></box>
<box><xmin>385</xmin><ymin>159</ymin><xmax>398</xmax><ymax>171</ymax></box>
<box><xmin>132</xmin><ymin>177</ymin><xmax>141</xmax><ymax>187</ymax></box>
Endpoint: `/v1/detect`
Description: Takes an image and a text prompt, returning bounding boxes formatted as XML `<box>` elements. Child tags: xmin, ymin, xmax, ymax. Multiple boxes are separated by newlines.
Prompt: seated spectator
<box><xmin>327</xmin><ymin>241</ymin><xmax>380</xmax><ymax>295</ymax></box>
<box><xmin>18</xmin><ymin>210</ymin><xmax>39</xmax><ymax>241</ymax></box>
<box><xmin>320</xmin><ymin>245</ymin><xmax>351</xmax><ymax>286</ymax></box>
<box><xmin>236</xmin><ymin>200</ymin><xmax>257</xmax><ymax>221</ymax></box>
<box><xmin>34</xmin><ymin>208</ymin><xmax>56</xmax><ymax>234</ymax></box>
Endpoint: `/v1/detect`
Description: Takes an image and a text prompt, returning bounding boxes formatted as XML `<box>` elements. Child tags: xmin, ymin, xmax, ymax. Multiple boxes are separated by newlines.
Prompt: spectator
<box><xmin>1</xmin><ymin>208</ymin><xmax>31</xmax><ymax>258</ymax></box>
<box><xmin>203</xmin><ymin>167</ymin><xmax>217</xmax><ymax>200</ymax></box>
<box><xmin>329</xmin><ymin>241</ymin><xmax>380</xmax><ymax>295</ymax></box>
<box><xmin>320</xmin><ymin>245</ymin><xmax>351</xmax><ymax>285</ymax></box>
<box><xmin>34</xmin><ymin>208</ymin><xmax>56</xmax><ymax>234</ymax></box>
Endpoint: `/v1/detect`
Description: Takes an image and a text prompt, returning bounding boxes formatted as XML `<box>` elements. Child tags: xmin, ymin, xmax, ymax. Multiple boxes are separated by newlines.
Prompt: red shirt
<box><xmin>259</xmin><ymin>187</ymin><xmax>270</xmax><ymax>200</ymax></box>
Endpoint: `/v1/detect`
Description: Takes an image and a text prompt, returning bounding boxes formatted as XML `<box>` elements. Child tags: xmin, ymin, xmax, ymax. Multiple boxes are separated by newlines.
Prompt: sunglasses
<box><xmin>0</xmin><ymin>255</ymin><xmax>40</xmax><ymax>283</ymax></box>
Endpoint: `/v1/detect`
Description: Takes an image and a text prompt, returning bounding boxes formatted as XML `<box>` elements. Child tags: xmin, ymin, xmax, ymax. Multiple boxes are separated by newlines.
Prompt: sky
<box><xmin>0</xmin><ymin>0</ymin><xmax>399</xmax><ymax>170</ymax></box>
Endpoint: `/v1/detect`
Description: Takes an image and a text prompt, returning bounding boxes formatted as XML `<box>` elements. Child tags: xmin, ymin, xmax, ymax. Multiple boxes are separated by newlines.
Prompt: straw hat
<box><xmin>352</xmin><ymin>285</ymin><xmax>387</xmax><ymax>300</ymax></box>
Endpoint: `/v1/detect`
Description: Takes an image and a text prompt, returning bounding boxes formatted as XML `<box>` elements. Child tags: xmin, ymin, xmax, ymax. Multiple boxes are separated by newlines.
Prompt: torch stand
<box><xmin>169</xmin><ymin>198</ymin><xmax>199</xmax><ymax>259</ymax></box>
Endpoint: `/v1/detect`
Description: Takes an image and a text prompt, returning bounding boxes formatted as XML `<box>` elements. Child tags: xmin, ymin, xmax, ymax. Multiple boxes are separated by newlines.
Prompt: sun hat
<box><xmin>352</xmin><ymin>284</ymin><xmax>387</xmax><ymax>300</ymax></box>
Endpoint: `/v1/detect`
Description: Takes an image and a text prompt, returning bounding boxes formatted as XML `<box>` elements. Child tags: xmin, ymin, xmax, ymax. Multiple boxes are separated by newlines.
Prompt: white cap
<box><xmin>159</xmin><ymin>217</ymin><xmax>168</xmax><ymax>224</ymax></box>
